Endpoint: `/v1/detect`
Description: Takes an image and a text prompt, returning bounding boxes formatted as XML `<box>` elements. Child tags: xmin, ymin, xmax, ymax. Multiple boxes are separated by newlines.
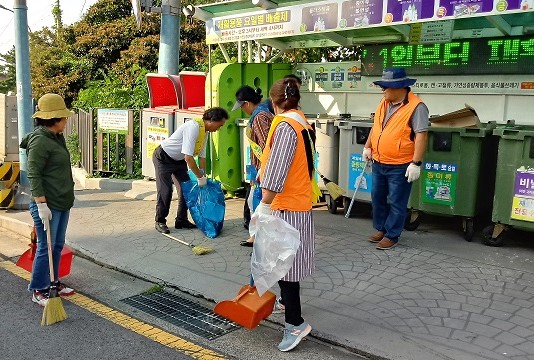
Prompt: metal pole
<box><xmin>158</xmin><ymin>0</ymin><xmax>180</xmax><ymax>74</ymax></box>
<box><xmin>247</xmin><ymin>41</ymin><xmax>253</xmax><ymax>63</ymax></box>
<box><xmin>13</xmin><ymin>0</ymin><xmax>33</xmax><ymax>209</ymax></box>
<box><xmin>237</xmin><ymin>41</ymin><xmax>242</xmax><ymax>63</ymax></box>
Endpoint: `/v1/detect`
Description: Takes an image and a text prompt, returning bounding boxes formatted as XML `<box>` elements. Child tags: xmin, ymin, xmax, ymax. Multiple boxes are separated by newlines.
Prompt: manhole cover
<box><xmin>122</xmin><ymin>290</ymin><xmax>239</xmax><ymax>340</ymax></box>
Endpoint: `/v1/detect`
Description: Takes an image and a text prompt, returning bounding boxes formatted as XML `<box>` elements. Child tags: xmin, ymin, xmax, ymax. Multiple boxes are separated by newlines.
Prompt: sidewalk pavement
<box><xmin>2</xmin><ymin>177</ymin><xmax>534</xmax><ymax>360</ymax></box>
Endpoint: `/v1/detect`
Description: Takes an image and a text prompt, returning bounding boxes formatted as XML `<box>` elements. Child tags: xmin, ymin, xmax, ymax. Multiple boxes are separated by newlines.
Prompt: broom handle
<box><xmin>345</xmin><ymin>161</ymin><xmax>371</xmax><ymax>219</ymax></box>
<box><xmin>161</xmin><ymin>232</ymin><xmax>193</xmax><ymax>247</ymax></box>
<box><xmin>45</xmin><ymin>219</ymin><xmax>55</xmax><ymax>284</ymax></box>
<box><xmin>345</xmin><ymin>174</ymin><xmax>362</xmax><ymax>218</ymax></box>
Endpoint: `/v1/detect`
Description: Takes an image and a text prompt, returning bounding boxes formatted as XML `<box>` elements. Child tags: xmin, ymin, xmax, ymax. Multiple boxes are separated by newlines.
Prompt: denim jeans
<box><xmin>371</xmin><ymin>161</ymin><xmax>412</xmax><ymax>243</ymax></box>
<box><xmin>28</xmin><ymin>202</ymin><xmax>70</xmax><ymax>291</ymax></box>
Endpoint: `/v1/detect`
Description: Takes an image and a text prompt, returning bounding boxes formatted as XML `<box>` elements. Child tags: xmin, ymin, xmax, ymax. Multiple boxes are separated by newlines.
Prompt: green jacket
<box><xmin>20</xmin><ymin>126</ymin><xmax>75</xmax><ymax>211</ymax></box>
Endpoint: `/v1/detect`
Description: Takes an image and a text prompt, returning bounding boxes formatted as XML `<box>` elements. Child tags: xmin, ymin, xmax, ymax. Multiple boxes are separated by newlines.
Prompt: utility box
<box><xmin>141</xmin><ymin>108</ymin><xmax>176</xmax><ymax>179</ymax></box>
<box><xmin>0</xmin><ymin>94</ymin><xmax>19</xmax><ymax>162</ymax></box>
<box><xmin>142</xmin><ymin>72</ymin><xmax>207</xmax><ymax>179</ymax></box>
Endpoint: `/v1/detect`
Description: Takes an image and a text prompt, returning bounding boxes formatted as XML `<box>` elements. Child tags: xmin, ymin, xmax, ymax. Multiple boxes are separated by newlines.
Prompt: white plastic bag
<box><xmin>249</xmin><ymin>213</ymin><xmax>301</xmax><ymax>296</ymax></box>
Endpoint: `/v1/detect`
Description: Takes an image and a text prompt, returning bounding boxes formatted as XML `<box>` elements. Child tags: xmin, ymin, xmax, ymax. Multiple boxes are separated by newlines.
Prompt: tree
<box><xmin>0</xmin><ymin>47</ymin><xmax>16</xmax><ymax>94</ymax></box>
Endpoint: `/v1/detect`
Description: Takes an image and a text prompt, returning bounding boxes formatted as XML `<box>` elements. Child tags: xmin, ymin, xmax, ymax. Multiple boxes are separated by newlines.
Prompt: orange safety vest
<box><xmin>370</xmin><ymin>91</ymin><xmax>422</xmax><ymax>165</ymax></box>
<box><xmin>260</xmin><ymin>110</ymin><xmax>313</xmax><ymax>212</ymax></box>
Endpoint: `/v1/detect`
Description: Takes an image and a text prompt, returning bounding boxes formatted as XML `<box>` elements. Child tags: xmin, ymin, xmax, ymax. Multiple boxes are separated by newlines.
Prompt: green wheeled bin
<box><xmin>483</xmin><ymin>126</ymin><xmax>534</xmax><ymax>246</ymax></box>
<box><xmin>335</xmin><ymin>118</ymin><xmax>374</xmax><ymax>217</ymax></box>
<box><xmin>306</xmin><ymin>115</ymin><xmax>340</xmax><ymax>214</ymax></box>
<box><xmin>406</xmin><ymin>122</ymin><xmax>498</xmax><ymax>241</ymax></box>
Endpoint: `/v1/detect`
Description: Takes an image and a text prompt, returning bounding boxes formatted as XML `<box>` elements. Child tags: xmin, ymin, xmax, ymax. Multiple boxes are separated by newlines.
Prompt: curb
<box><xmin>0</xmin><ymin>215</ymin><xmax>32</xmax><ymax>238</ymax></box>
<box><xmin>72</xmin><ymin>168</ymin><xmax>163</xmax><ymax>201</ymax></box>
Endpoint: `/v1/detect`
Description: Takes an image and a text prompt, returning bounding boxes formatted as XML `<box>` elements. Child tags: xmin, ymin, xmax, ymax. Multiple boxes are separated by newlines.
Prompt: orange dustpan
<box><xmin>214</xmin><ymin>277</ymin><xmax>276</xmax><ymax>329</ymax></box>
<box><xmin>16</xmin><ymin>226</ymin><xmax>74</xmax><ymax>278</ymax></box>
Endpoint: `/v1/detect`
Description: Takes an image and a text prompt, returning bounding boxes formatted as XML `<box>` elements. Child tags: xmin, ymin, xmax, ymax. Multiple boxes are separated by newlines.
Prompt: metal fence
<box><xmin>65</xmin><ymin>109</ymin><xmax>139</xmax><ymax>176</ymax></box>
<box><xmin>65</xmin><ymin>109</ymin><xmax>94</xmax><ymax>174</ymax></box>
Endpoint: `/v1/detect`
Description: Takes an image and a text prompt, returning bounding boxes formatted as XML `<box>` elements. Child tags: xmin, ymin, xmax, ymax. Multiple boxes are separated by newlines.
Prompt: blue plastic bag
<box><xmin>247</xmin><ymin>183</ymin><xmax>262</xmax><ymax>211</ymax></box>
<box><xmin>181</xmin><ymin>178</ymin><xmax>225</xmax><ymax>238</ymax></box>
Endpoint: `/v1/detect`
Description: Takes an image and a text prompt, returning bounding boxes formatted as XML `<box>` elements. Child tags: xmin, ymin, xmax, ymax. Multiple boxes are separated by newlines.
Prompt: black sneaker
<box><xmin>175</xmin><ymin>220</ymin><xmax>197</xmax><ymax>229</ymax></box>
<box><xmin>155</xmin><ymin>222</ymin><xmax>170</xmax><ymax>234</ymax></box>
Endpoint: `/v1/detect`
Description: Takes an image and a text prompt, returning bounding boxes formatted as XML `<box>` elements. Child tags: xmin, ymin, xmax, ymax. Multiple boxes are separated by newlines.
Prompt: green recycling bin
<box><xmin>407</xmin><ymin>122</ymin><xmax>498</xmax><ymax>241</ymax></box>
<box><xmin>483</xmin><ymin>126</ymin><xmax>534</xmax><ymax>246</ymax></box>
<box><xmin>335</xmin><ymin>118</ymin><xmax>373</xmax><ymax>217</ymax></box>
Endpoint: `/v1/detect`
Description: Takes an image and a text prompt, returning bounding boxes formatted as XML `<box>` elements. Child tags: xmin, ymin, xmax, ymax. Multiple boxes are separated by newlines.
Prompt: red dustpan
<box><xmin>214</xmin><ymin>277</ymin><xmax>276</xmax><ymax>329</ymax></box>
<box><xmin>16</xmin><ymin>226</ymin><xmax>74</xmax><ymax>278</ymax></box>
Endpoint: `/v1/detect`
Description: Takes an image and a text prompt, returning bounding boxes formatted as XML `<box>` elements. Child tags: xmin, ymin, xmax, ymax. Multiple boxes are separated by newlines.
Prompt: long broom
<box><xmin>41</xmin><ymin>218</ymin><xmax>67</xmax><ymax>326</ymax></box>
<box><xmin>162</xmin><ymin>233</ymin><xmax>213</xmax><ymax>255</ymax></box>
<box><xmin>316</xmin><ymin>170</ymin><xmax>346</xmax><ymax>200</ymax></box>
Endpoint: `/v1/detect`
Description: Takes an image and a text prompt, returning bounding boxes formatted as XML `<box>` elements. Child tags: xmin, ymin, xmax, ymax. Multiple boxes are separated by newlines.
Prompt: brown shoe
<box><xmin>368</xmin><ymin>231</ymin><xmax>384</xmax><ymax>243</ymax></box>
<box><xmin>376</xmin><ymin>237</ymin><xmax>397</xmax><ymax>250</ymax></box>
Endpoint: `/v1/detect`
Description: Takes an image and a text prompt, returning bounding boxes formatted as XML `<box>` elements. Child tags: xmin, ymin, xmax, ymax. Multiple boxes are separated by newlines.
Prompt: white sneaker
<box><xmin>32</xmin><ymin>290</ymin><xmax>49</xmax><ymax>307</ymax></box>
<box><xmin>56</xmin><ymin>282</ymin><xmax>75</xmax><ymax>296</ymax></box>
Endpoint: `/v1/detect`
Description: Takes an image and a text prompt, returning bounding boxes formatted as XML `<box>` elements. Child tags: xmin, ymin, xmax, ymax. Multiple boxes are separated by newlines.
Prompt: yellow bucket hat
<box><xmin>32</xmin><ymin>93</ymin><xmax>74</xmax><ymax>119</ymax></box>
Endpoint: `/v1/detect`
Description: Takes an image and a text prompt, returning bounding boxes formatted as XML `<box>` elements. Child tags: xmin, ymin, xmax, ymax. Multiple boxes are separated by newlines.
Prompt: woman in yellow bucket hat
<box><xmin>20</xmin><ymin>93</ymin><xmax>76</xmax><ymax>306</ymax></box>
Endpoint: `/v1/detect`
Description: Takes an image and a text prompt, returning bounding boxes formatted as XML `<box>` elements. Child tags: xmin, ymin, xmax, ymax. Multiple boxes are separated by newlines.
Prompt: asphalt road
<box><xmin>0</xmin><ymin>261</ymin><xmax>194</xmax><ymax>360</ymax></box>
<box><xmin>0</xmin><ymin>228</ymin><xmax>364</xmax><ymax>360</ymax></box>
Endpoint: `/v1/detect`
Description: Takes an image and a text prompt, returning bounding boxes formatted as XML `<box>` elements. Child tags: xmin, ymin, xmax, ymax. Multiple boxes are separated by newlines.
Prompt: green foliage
<box><xmin>73</xmin><ymin>67</ymin><xmax>149</xmax><ymax>109</ymax></box>
<box><xmin>83</xmin><ymin>0</ymin><xmax>132</xmax><ymax>25</ymax></box>
<box><xmin>66</xmin><ymin>131</ymin><xmax>81</xmax><ymax>167</ymax></box>
<box><xmin>0</xmin><ymin>48</ymin><xmax>16</xmax><ymax>94</ymax></box>
<box><xmin>143</xmin><ymin>284</ymin><xmax>164</xmax><ymax>295</ymax></box>
<box><xmin>0</xmin><ymin>0</ymin><xmax>216</xmax><ymax>178</ymax></box>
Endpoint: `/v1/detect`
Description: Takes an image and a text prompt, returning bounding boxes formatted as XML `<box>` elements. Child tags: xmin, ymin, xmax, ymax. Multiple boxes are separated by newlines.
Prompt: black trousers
<box><xmin>152</xmin><ymin>146</ymin><xmax>190</xmax><ymax>224</ymax></box>
<box><xmin>278</xmin><ymin>280</ymin><xmax>304</xmax><ymax>326</ymax></box>
<box><xmin>243</xmin><ymin>184</ymin><xmax>251</xmax><ymax>227</ymax></box>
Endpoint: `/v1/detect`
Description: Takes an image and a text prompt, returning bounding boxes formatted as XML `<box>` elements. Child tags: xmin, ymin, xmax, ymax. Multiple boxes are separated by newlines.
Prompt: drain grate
<box><xmin>121</xmin><ymin>290</ymin><xmax>240</xmax><ymax>340</ymax></box>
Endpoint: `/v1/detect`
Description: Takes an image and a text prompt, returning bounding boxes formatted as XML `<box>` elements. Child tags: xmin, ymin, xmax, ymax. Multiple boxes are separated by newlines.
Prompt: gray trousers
<box><xmin>152</xmin><ymin>146</ymin><xmax>190</xmax><ymax>224</ymax></box>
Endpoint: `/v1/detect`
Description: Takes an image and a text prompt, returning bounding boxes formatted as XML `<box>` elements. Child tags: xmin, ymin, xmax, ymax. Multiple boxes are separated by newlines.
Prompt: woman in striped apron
<box><xmin>256</xmin><ymin>77</ymin><xmax>316</xmax><ymax>352</ymax></box>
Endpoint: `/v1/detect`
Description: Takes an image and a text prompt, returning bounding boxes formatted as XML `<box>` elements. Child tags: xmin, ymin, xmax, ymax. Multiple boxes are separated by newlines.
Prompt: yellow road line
<box><xmin>0</xmin><ymin>260</ymin><xmax>227</xmax><ymax>360</ymax></box>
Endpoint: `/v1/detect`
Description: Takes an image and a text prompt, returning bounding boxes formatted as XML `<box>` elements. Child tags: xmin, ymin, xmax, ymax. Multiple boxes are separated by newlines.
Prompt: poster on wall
<box><xmin>340</xmin><ymin>0</ymin><xmax>383</xmax><ymax>28</ymax></box>
<box><xmin>384</xmin><ymin>0</ymin><xmax>435</xmax><ymax>23</ymax></box>
<box><xmin>146</xmin><ymin>116</ymin><xmax>169</xmax><ymax>158</ymax></box>
<box><xmin>294</xmin><ymin>61</ymin><xmax>362</xmax><ymax>92</ymax></box>
<box><xmin>436</xmin><ymin>0</ymin><xmax>493</xmax><ymax>18</ymax></box>
<box><xmin>206</xmin><ymin>0</ymin><xmax>534</xmax><ymax>44</ymax></box>
<box><xmin>97</xmin><ymin>109</ymin><xmax>129</xmax><ymax>134</ymax></box>
<box><xmin>422</xmin><ymin>162</ymin><xmax>458</xmax><ymax>206</ymax></box>
<box><xmin>348</xmin><ymin>154</ymin><xmax>372</xmax><ymax>192</ymax></box>
<box><xmin>300</xmin><ymin>3</ymin><xmax>338</xmax><ymax>32</ymax></box>
<box><xmin>495</xmin><ymin>0</ymin><xmax>534</xmax><ymax>11</ymax></box>
<box><xmin>510</xmin><ymin>169</ymin><xmax>534</xmax><ymax>222</ymax></box>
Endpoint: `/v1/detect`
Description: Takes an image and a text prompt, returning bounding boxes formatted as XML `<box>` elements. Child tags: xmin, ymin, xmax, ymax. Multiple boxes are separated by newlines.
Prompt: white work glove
<box><xmin>254</xmin><ymin>201</ymin><xmax>272</xmax><ymax>216</ymax></box>
<box><xmin>37</xmin><ymin>203</ymin><xmax>52</xmax><ymax>230</ymax></box>
<box><xmin>197</xmin><ymin>176</ymin><xmax>207</xmax><ymax>187</ymax></box>
<box><xmin>362</xmin><ymin>147</ymin><xmax>372</xmax><ymax>162</ymax></box>
<box><xmin>405</xmin><ymin>163</ymin><xmax>421</xmax><ymax>183</ymax></box>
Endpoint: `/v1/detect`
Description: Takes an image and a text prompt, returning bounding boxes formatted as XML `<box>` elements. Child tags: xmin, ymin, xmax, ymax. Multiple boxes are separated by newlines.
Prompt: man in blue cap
<box><xmin>363</xmin><ymin>68</ymin><xmax>429</xmax><ymax>250</ymax></box>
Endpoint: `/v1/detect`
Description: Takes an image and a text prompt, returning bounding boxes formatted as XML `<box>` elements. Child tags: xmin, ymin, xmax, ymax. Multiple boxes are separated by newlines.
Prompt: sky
<box><xmin>0</xmin><ymin>0</ymin><xmax>100</xmax><ymax>55</ymax></box>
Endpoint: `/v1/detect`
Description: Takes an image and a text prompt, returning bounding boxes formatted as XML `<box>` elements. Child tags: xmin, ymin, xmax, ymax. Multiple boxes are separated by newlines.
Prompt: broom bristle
<box><xmin>192</xmin><ymin>245</ymin><xmax>213</xmax><ymax>255</ymax></box>
<box><xmin>326</xmin><ymin>182</ymin><xmax>346</xmax><ymax>200</ymax></box>
<box><xmin>41</xmin><ymin>297</ymin><xmax>67</xmax><ymax>326</ymax></box>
